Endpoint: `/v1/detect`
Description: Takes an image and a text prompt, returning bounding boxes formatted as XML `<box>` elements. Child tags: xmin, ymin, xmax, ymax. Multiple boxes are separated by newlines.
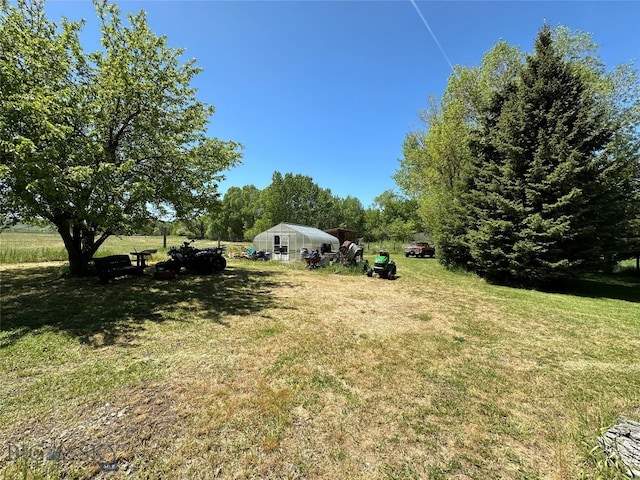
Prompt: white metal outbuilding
<box><xmin>252</xmin><ymin>223</ymin><xmax>339</xmax><ymax>261</ymax></box>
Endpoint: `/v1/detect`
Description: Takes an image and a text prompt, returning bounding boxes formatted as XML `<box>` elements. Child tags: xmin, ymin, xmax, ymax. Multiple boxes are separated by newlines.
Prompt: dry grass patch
<box><xmin>1</xmin><ymin>257</ymin><xmax>639</xmax><ymax>479</ymax></box>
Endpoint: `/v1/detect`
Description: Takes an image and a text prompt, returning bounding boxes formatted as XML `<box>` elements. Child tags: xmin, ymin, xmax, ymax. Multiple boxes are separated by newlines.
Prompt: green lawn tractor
<box><xmin>364</xmin><ymin>251</ymin><xmax>397</xmax><ymax>280</ymax></box>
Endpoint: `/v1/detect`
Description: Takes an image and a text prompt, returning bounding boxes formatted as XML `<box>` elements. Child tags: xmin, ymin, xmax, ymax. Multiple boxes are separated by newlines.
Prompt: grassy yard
<box><xmin>1</xmin><ymin>252</ymin><xmax>639</xmax><ymax>479</ymax></box>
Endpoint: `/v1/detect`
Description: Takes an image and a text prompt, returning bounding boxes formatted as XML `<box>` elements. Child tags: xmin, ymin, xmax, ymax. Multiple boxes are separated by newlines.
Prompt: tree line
<box><xmin>396</xmin><ymin>25</ymin><xmax>640</xmax><ymax>285</ymax></box>
<box><xmin>166</xmin><ymin>171</ymin><xmax>423</xmax><ymax>245</ymax></box>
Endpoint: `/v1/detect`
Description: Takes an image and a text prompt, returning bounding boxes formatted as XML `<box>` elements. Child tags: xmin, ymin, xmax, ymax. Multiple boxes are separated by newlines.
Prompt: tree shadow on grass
<box><xmin>548</xmin><ymin>272</ymin><xmax>640</xmax><ymax>303</ymax></box>
<box><xmin>0</xmin><ymin>264</ymin><xmax>290</xmax><ymax>348</ymax></box>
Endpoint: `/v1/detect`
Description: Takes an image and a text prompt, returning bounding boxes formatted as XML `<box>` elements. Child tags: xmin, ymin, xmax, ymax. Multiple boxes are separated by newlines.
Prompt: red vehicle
<box><xmin>404</xmin><ymin>242</ymin><xmax>435</xmax><ymax>258</ymax></box>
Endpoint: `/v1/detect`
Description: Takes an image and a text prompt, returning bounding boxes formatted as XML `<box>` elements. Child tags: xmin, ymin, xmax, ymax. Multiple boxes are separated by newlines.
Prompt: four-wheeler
<box><xmin>404</xmin><ymin>241</ymin><xmax>435</xmax><ymax>258</ymax></box>
<box><xmin>365</xmin><ymin>251</ymin><xmax>397</xmax><ymax>280</ymax></box>
<box><xmin>162</xmin><ymin>239</ymin><xmax>226</xmax><ymax>275</ymax></box>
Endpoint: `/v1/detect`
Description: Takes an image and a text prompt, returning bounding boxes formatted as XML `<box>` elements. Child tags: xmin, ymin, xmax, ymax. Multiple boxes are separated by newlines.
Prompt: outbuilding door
<box><xmin>273</xmin><ymin>234</ymin><xmax>289</xmax><ymax>261</ymax></box>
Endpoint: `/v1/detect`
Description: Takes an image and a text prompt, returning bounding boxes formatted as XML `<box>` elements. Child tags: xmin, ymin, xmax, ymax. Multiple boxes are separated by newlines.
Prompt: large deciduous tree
<box><xmin>216</xmin><ymin>185</ymin><xmax>261</xmax><ymax>241</ymax></box>
<box><xmin>0</xmin><ymin>0</ymin><xmax>242</xmax><ymax>274</ymax></box>
<box><xmin>363</xmin><ymin>190</ymin><xmax>422</xmax><ymax>244</ymax></box>
<box><xmin>255</xmin><ymin>171</ymin><xmax>336</xmax><ymax>232</ymax></box>
<box><xmin>394</xmin><ymin>41</ymin><xmax>523</xmax><ymax>267</ymax></box>
<box><xmin>332</xmin><ymin>196</ymin><xmax>365</xmax><ymax>236</ymax></box>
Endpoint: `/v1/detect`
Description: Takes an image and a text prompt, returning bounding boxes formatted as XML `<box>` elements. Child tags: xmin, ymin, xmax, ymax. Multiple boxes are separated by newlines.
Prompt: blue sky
<box><xmin>44</xmin><ymin>1</ymin><xmax>640</xmax><ymax>207</ymax></box>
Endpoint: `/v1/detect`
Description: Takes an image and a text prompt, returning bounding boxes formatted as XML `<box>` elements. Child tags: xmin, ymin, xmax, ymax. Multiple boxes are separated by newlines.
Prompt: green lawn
<box><xmin>1</xmin><ymin>249</ymin><xmax>639</xmax><ymax>479</ymax></box>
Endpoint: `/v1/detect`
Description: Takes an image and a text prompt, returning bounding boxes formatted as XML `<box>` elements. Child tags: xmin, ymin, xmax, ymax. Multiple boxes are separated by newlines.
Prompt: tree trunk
<box><xmin>55</xmin><ymin>218</ymin><xmax>110</xmax><ymax>276</ymax></box>
<box><xmin>599</xmin><ymin>419</ymin><xmax>640</xmax><ymax>478</ymax></box>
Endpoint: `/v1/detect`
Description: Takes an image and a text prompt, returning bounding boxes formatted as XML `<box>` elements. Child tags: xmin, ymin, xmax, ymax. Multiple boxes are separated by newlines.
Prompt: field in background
<box><xmin>1</xmin><ymin>249</ymin><xmax>639</xmax><ymax>479</ymax></box>
<box><xmin>0</xmin><ymin>231</ymin><xmax>234</xmax><ymax>265</ymax></box>
<box><xmin>0</xmin><ymin>231</ymin><xmax>411</xmax><ymax>265</ymax></box>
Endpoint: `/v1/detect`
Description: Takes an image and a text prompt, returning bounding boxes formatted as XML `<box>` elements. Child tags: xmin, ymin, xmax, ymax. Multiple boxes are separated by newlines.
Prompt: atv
<box><xmin>163</xmin><ymin>239</ymin><xmax>226</xmax><ymax>275</ymax></box>
<box><xmin>365</xmin><ymin>251</ymin><xmax>397</xmax><ymax>280</ymax></box>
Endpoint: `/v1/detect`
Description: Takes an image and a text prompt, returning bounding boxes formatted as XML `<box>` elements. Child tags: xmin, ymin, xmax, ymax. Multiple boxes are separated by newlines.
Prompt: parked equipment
<box><xmin>241</xmin><ymin>247</ymin><xmax>269</xmax><ymax>261</ymax></box>
<box><xmin>338</xmin><ymin>240</ymin><xmax>364</xmax><ymax>265</ymax></box>
<box><xmin>365</xmin><ymin>251</ymin><xmax>397</xmax><ymax>280</ymax></box>
<box><xmin>160</xmin><ymin>239</ymin><xmax>226</xmax><ymax>275</ymax></box>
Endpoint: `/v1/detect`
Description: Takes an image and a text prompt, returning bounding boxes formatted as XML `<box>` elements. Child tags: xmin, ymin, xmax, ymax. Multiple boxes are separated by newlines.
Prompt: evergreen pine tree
<box><xmin>465</xmin><ymin>25</ymin><xmax>614</xmax><ymax>285</ymax></box>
